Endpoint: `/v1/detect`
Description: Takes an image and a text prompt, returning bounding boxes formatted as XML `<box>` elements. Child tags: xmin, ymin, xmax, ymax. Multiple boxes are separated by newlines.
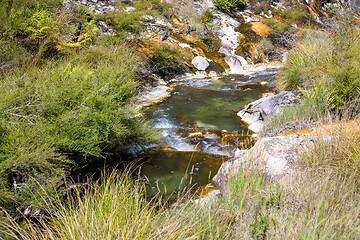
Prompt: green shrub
<box><xmin>279</xmin><ymin>6</ymin><xmax>307</xmax><ymax>24</ymax></box>
<box><xmin>104</xmin><ymin>0</ymin><xmax>172</xmax><ymax>34</ymax></box>
<box><xmin>150</xmin><ymin>45</ymin><xmax>187</xmax><ymax>79</ymax></box>
<box><xmin>213</xmin><ymin>0</ymin><xmax>248</xmax><ymax>12</ymax></box>
<box><xmin>325</xmin><ymin>3</ymin><xmax>339</xmax><ymax>14</ymax></box>
<box><xmin>201</xmin><ymin>8</ymin><xmax>216</xmax><ymax>30</ymax></box>
<box><xmin>0</xmin><ymin>44</ymin><xmax>155</xmax><ymax>214</ymax></box>
<box><xmin>1</xmin><ymin>1</ymin><xmax>60</xmax><ymax>40</ymax></box>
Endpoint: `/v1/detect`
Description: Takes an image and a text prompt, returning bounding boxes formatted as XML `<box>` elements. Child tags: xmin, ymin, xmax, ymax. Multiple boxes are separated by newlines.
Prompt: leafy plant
<box><xmin>6</xmin><ymin>2</ymin><xmax>59</xmax><ymax>40</ymax></box>
<box><xmin>213</xmin><ymin>0</ymin><xmax>248</xmax><ymax>12</ymax></box>
<box><xmin>326</xmin><ymin>3</ymin><xmax>339</xmax><ymax>14</ymax></box>
<box><xmin>0</xmin><ymin>44</ymin><xmax>155</xmax><ymax>214</ymax></box>
<box><xmin>201</xmin><ymin>8</ymin><xmax>215</xmax><ymax>29</ymax></box>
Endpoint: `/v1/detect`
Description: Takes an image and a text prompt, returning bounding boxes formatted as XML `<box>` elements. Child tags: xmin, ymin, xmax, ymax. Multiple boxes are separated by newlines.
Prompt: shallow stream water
<box><xmin>139</xmin><ymin>71</ymin><xmax>277</xmax><ymax>197</ymax></box>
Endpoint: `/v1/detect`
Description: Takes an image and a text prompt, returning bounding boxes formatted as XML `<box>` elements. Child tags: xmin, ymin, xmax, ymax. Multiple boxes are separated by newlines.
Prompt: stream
<box><xmin>138</xmin><ymin>71</ymin><xmax>277</xmax><ymax>197</ymax></box>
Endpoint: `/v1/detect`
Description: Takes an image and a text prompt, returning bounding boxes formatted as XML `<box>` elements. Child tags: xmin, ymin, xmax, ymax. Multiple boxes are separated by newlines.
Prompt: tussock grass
<box><xmin>278</xmin><ymin>19</ymin><xmax>360</xmax><ymax>110</ymax></box>
<box><xmin>3</xmin><ymin>133</ymin><xmax>360</xmax><ymax>240</ymax></box>
<box><xmin>302</xmin><ymin>119</ymin><xmax>360</xmax><ymax>177</ymax></box>
<box><xmin>0</xmin><ymin>169</ymin><xmax>231</xmax><ymax>239</ymax></box>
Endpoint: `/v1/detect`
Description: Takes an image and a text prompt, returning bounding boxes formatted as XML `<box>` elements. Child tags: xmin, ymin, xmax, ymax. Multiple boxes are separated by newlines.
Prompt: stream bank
<box><xmin>135</xmin><ymin>66</ymin><xmax>280</xmax><ymax>197</ymax></box>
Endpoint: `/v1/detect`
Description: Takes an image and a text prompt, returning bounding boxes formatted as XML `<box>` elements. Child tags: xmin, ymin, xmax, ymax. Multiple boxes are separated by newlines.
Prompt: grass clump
<box><xmin>0</xmin><ymin>170</ymin><xmax>230</xmax><ymax>239</ymax></box>
<box><xmin>278</xmin><ymin>16</ymin><xmax>360</xmax><ymax>110</ymax></box>
<box><xmin>302</xmin><ymin>120</ymin><xmax>360</xmax><ymax>177</ymax></box>
<box><xmin>264</xmin><ymin>15</ymin><xmax>360</xmax><ymax>133</ymax></box>
<box><xmin>3</xmin><ymin>138</ymin><xmax>360</xmax><ymax>239</ymax></box>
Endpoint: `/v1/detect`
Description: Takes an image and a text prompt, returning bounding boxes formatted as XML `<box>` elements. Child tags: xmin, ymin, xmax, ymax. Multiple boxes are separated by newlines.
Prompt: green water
<box><xmin>139</xmin><ymin>72</ymin><xmax>276</xmax><ymax>196</ymax></box>
<box><xmin>139</xmin><ymin>150</ymin><xmax>228</xmax><ymax>195</ymax></box>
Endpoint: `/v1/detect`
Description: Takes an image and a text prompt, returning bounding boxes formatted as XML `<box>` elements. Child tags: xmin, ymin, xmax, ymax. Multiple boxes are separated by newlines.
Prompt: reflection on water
<box><xmin>139</xmin><ymin>150</ymin><xmax>228</xmax><ymax>196</ymax></box>
<box><xmin>139</xmin><ymin>71</ymin><xmax>277</xmax><ymax>197</ymax></box>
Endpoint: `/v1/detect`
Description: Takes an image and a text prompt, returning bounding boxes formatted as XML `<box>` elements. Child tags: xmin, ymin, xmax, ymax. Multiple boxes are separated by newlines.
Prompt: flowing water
<box><xmin>139</xmin><ymin>71</ymin><xmax>277</xmax><ymax>196</ymax></box>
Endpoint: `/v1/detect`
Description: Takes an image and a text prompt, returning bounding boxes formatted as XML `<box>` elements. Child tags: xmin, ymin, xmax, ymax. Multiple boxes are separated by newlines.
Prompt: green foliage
<box><xmin>325</xmin><ymin>3</ymin><xmax>339</xmax><ymax>14</ymax></box>
<box><xmin>1</xmin><ymin>1</ymin><xmax>60</xmax><ymax>40</ymax></box>
<box><xmin>279</xmin><ymin>22</ymin><xmax>360</xmax><ymax>110</ymax></box>
<box><xmin>251</xmin><ymin>211</ymin><xmax>269</xmax><ymax>240</ymax></box>
<box><xmin>262</xmin><ymin>6</ymin><xmax>308</xmax><ymax>55</ymax></box>
<box><xmin>213</xmin><ymin>0</ymin><xmax>248</xmax><ymax>12</ymax></box>
<box><xmin>201</xmin><ymin>8</ymin><xmax>215</xmax><ymax>29</ymax></box>
<box><xmin>150</xmin><ymin>44</ymin><xmax>187</xmax><ymax>79</ymax></box>
<box><xmin>279</xmin><ymin>6</ymin><xmax>307</xmax><ymax>24</ymax></box>
<box><xmin>104</xmin><ymin>0</ymin><xmax>172</xmax><ymax>34</ymax></box>
<box><xmin>261</xmin><ymin>77</ymin><xmax>332</xmax><ymax>136</ymax></box>
<box><xmin>0</xmin><ymin>44</ymin><xmax>154</xmax><ymax>214</ymax></box>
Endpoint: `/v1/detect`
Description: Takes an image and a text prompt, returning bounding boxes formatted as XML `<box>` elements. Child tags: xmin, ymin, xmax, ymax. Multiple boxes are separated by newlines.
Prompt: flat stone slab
<box><xmin>135</xmin><ymin>85</ymin><xmax>173</xmax><ymax>109</ymax></box>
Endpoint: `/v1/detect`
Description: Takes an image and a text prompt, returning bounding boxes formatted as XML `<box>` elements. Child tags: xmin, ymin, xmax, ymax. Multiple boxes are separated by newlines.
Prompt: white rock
<box><xmin>191</xmin><ymin>56</ymin><xmax>210</xmax><ymax>71</ymax></box>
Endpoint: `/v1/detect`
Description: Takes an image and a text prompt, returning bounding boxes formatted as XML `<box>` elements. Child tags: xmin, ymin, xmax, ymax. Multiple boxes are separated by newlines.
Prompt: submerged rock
<box><xmin>191</xmin><ymin>56</ymin><xmax>210</xmax><ymax>71</ymax></box>
<box><xmin>237</xmin><ymin>91</ymin><xmax>301</xmax><ymax>132</ymax></box>
<box><xmin>213</xmin><ymin>134</ymin><xmax>317</xmax><ymax>195</ymax></box>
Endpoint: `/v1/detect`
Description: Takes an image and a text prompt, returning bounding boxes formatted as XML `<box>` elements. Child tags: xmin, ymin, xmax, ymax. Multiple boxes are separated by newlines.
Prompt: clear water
<box><xmin>139</xmin><ymin>71</ymin><xmax>276</xmax><ymax>196</ymax></box>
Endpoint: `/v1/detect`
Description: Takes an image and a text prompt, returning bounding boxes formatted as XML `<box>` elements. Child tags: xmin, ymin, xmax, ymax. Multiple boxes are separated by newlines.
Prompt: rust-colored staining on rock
<box><xmin>277</xmin><ymin>120</ymin><xmax>360</xmax><ymax>137</ymax></box>
<box><xmin>250</xmin><ymin>22</ymin><xmax>271</xmax><ymax>37</ymax></box>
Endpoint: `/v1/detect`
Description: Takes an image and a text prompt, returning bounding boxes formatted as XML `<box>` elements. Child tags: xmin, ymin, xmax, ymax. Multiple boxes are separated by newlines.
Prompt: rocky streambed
<box><xmin>135</xmin><ymin>69</ymin><xmax>279</xmax><ymax>197</ymax></box>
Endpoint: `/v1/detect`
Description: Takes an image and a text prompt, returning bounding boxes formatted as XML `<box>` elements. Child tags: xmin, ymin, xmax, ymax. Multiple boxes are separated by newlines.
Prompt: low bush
<box><xmin>103</xmin><ymin>0</ymin><xmax>172</xmax><ymax>34</ymax></box>
<box><xmin>0</xmin><ymin>44</ymin><xmax>155</xmax><ymax>215</ymax></box>
<box><xmin>213</xmin><ymin>0</ymin><xmax>248</xmax><ymax>12</ymax></box>
<box><xmin>149</xmin><ymin>44</ymin><xmax>187</xmax><ymax>80</ymax></box>
<box><xmin>201</xmin><ymin>8</ymin><xmax>216</xmax><ymax>30</ymax></box>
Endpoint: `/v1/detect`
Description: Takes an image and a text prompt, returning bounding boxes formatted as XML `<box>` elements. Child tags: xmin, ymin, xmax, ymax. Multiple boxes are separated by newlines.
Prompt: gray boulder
<box><xmin>237</xmin><ymin>91</ymin><xmax>301</xmax><ymax>132</ymax></box>
<box><xmin>213</xmin><ymin>134</ymin><xmax>316</xmax><ymax>195</ymax></box>
<box><xmin>191</xmin><ymin>56</ymin><xmax>210</xmax><ymax>71</ymax></box>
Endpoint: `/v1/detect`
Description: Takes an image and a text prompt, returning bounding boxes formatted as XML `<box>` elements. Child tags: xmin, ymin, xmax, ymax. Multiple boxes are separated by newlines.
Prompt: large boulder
<box><xmin>237</xmin><ymin>91</ymin><xmax>301</xmax><ymax>132</ymax></box>
<box><xmin>213</xmin><ymin>134</ymin><xmax>317</xmax><ymax>195</ymax></box>
<box><xmin>191</xmin><ymin>56</ymin><xmax>210</xmax><ymax>71</ymax></box>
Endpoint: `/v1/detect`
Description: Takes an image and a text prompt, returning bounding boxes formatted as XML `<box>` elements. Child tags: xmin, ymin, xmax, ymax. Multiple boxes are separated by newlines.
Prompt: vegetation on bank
<box><xmin>213</xmin><ymin>0</ymin><xmax>248</xmax><ymax>12</ymax></box>
<box><xmin>0</xmin><ymin>0</ymin><xmax>161</xmax><ymax>215</ymax></box>
<box><xmin>262</xmin><ymin>10</ymin><xmax>360</xmax><ymax>135</ymax></box>
<box><xmin>1</xmin><ymin>0</ymin><xmax>360</xmax><ymax>239</ymax></box>
<box><xmin>3</xmin><ymin>120</ymin><xmax>360</xmax><ymax>239</ymax></box>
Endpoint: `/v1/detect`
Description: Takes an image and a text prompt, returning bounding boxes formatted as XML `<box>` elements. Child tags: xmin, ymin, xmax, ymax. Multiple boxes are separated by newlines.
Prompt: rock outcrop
<box><xmin>63</xmin><ymin>0</ymin><xmax>116</xmax><ymax>15</ymax></box>
<box><xmin>237</xmin><ymin>91</ymin><xmax>301</xmax><ymax>132</ymax></box>
<box><xmin>213</xmin><ymin>134</ymin><xmax>317</xmax><ymax>195</ymax></box>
